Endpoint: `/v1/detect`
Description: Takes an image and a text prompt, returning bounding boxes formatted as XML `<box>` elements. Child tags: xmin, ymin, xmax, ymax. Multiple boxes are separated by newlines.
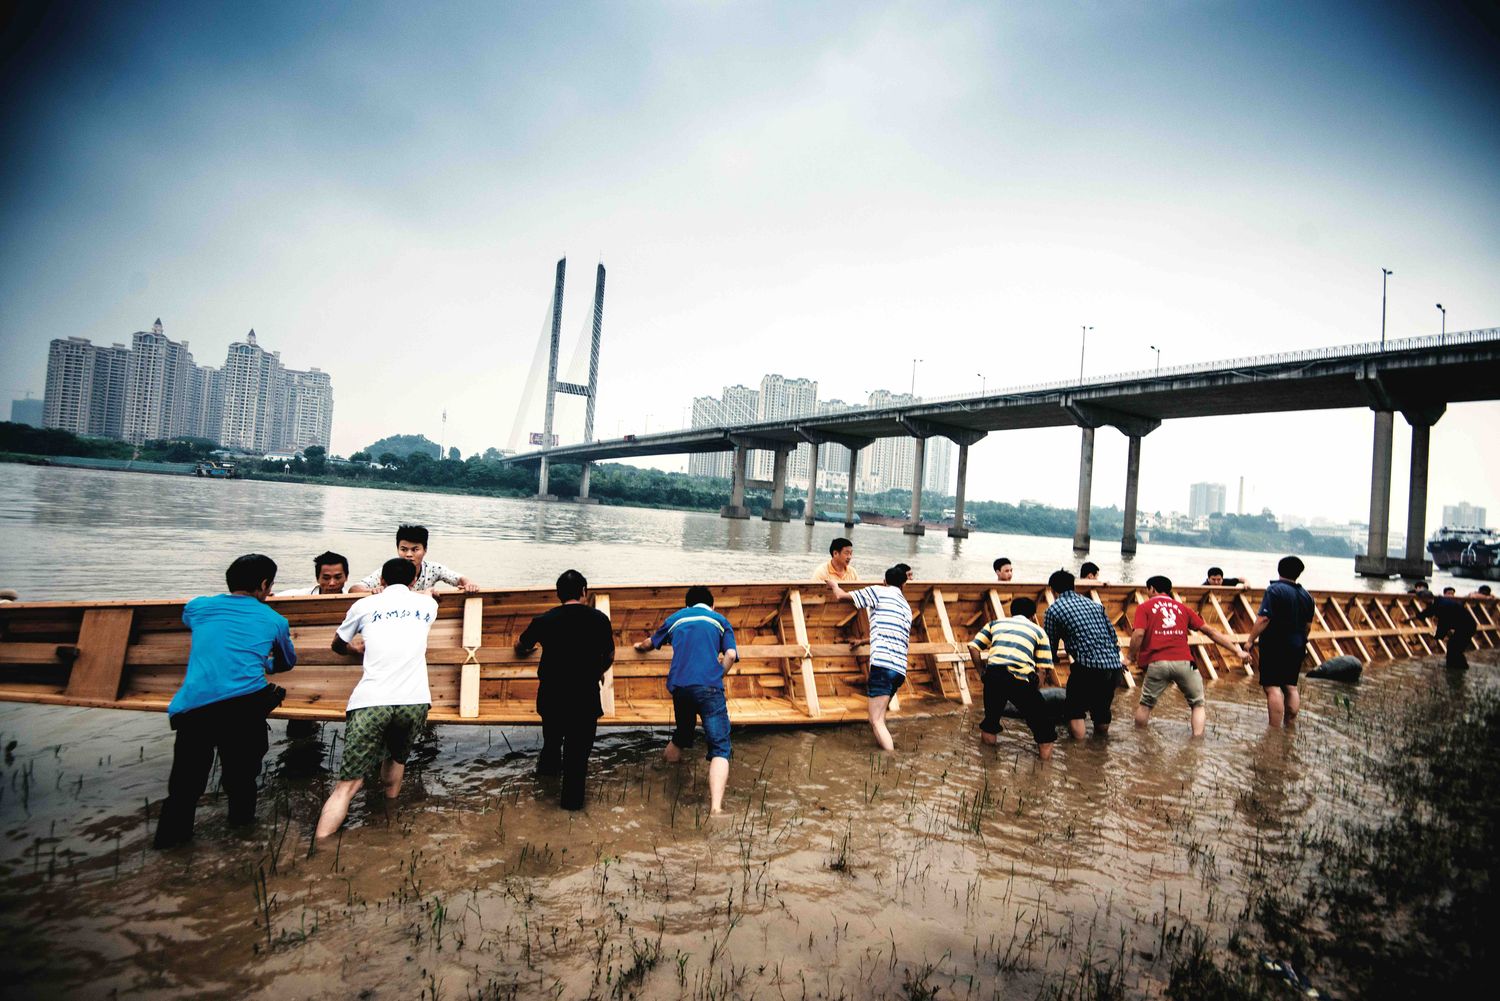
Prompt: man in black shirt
<box><xmin>1413</xmin><ymin>587</ymin><xmax>1477</xmax><ymax>670</ymax></box>
<box><xmin>514</xmin><ymin>569</ymin><xmax>616</xmax><ymax>810</ymax></box>
<box><xmin>1247</xmin><ymin>556</ymin><xmax>1315</xmax><ymax>727</ymax></box>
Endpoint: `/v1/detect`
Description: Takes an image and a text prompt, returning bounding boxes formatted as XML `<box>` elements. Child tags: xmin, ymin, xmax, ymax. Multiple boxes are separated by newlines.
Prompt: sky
<box><xmin>2</xmin><ymin>0</ymin><xmax>1498</xmax><ymax>526</ymax></box>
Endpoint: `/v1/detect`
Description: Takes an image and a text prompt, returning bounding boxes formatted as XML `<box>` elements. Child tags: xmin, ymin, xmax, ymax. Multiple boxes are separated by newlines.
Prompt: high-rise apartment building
<box><xmin>89</xmin><ymin>343</ymin><xmax>130</xmax><ymax>438</ymax></box>
<box><xmin>42</xmin><ymin>337</ymin><xmax>97</xmax><ymax>434</ymax></box>
<box><xmin>1442</xmin><ymin>501</ymin><xmax>1487</xmax><ymax>529</ymax></box>
<box><xmin>752</xmin><ymin>374</ymin><xmax>818</xmax><ymax>485</ymax></box>
<box><xmin>121</xmin><ymin>320</ymin><xmax>196</xmax><ymax>444</ymax></box>
<box><xmin>856</xmin><ymin>390</ymin><xmax>952</xmax><ymax>496</ymax></box>
<box><xmin>687</xmin><ymin>395</ymin><xmax>726</xmax><ymax>479</ymax></box>
<box><xmin>1189</xmin><ymin>482</ymin><xmax>1227</xmax><ymax>520</ymax></box>
<box><xmin>218</xmin><ymin>330</ymin><xmax>282</xmax><ymax>451</ymax></box>
<box><xmin>279</xmin><ymin>368</ymin><xmax>334</xmax><ymax>452</ymax></box>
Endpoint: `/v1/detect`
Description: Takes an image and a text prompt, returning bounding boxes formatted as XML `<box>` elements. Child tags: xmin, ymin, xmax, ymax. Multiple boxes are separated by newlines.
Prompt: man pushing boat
<box><xmin>828</xmin><ymin>565</ymin><xmax>915</xmax><ymax>751</ymax></box>
<box><xmin>634</xmin><ymin>586</ymin><xmax>738</xmax><ymax>816</ymax></box>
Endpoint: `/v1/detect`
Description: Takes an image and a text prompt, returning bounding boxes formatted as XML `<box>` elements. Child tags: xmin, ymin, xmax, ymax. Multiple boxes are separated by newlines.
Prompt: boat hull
<box><xmin>1</xmin><ymin>581</ymin><xmax>1494</xmax><ymax>726</ymax></box>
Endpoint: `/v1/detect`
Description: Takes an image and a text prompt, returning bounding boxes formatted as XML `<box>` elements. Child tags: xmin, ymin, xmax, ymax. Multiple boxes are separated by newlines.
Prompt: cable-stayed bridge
<box><xmin>504</xmin><ymin>261</ymin><xmax>1498</xmax><ymax>578</ymax></box>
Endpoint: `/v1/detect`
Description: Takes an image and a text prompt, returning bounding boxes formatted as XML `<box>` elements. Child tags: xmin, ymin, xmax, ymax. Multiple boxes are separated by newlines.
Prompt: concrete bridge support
<box><xmin>1121</xmin><ymin>435</ymin><xmax>1143</xmax><ymax>555</ymax></box>
<box><xmin>1356</xmin><ymin>410</ymin><xmax>1395</xmax><ymax>574</ymax></box>
<box><xmin>576</xmin><ymin>461</ymin><xmax>599</xmax><ymax>504</ymax></box>
<box><xmin>1073</xmin><ymin>427</ymin><xmax>1095</xmax><ymax>551</ymax></box>
<box><xmin>948</xmin><ymin>443</ymin><xmax>971</xmax><ymax>539</ymax></box>
<box><xmin>844</xmin><ymin>447</ymin><xmax>860</xmax><ymax>529</ymax></box>
<box><xmin>804</xmin><ymin>442</ymin><xmax>820</xmax><ymax>525</ymax></box>
<box><xmin>720</xmin><ymin>446</ymin><xmax>751</xmax><ymax>519</ymax></box>
<box><xmin>903</xmin><ymin>437</ymin><xmax>927</xmax><ymax>536</ymax></box>
<box><xmin>763</xmin><ymin>446</ymin><xmax>792</xmax><ymax>522</ymax></box>
<box><xmin>1404</xmin><ymin>419</ymin><xmax>1432</xmax><ymax>570</ymax></box>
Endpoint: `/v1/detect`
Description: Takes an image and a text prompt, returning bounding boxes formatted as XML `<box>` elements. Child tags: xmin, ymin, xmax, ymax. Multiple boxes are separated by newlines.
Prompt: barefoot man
<box><xmin>316</xmin><ymin>557</ymin><xmax>438</xmax><ymax>840</ymax></box>
<box><xmin>634</xmin><ymin>586</ymin><xmax>738</xmax><ymax>815</ymax></box>
<box><xmin>829</xmin><ymin>565</ymin><xmax>914</xmax><ymax>751</ymax></box>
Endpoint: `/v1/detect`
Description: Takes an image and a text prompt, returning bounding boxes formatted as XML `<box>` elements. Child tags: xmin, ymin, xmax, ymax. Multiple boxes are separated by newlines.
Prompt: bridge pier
<box><xmin>763</xmin><ymin>446</ymin><xmax>792</xmax><ymax>522</ymax></box>
<box><xmin>720</xmin><ymin>446</ymin><xmax>751</xmax><ymax>519</ymax></box>
<box><xmin>903</xmin><ymin>437</ymin><xmax>927</xmax><ymax>536</ymax></box>
<box><xmin>576</xmin><ymin>461</ymin><xmax>599</xmax><ymax>504</ymax></box>
<box><xmin>947</xmin><ymin>443</ymin><xmax>970</xmax><ymax>538</ymax></box>
<box><xmin>1073</xmin><ymin>427</ymin><xmax>1095</xmax><ymax>551</ymax></box>
<box><xmin>1355</xmin><ymin>411</ymin><xmax>1396</xmax><ymax>576</ymax></box>
<box><xmin>1121</xmin><ymin>435</ymin><xmax>1143</xmax><ymax>555</ymax></box>
<box><xmin>844</xmin><ymin>446</ymin><xmax>860</xmax><ymax>529</ymax></box>
<box><xmin>804</xmin><ymin>441</ymin><xmax>820</xmax><ymax>525</ymax></box>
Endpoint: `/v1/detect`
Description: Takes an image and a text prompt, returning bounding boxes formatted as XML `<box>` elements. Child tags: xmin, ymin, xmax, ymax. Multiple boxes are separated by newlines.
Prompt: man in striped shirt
<box><xmin>1043</xmin><ymin>568</ymin><xmax>1124</xmax><ymax>738</ymax></box>
<box><xmin>829</xmin><ymin>565</ymin><xmax>913</xmax><ymax>751</ymax></box>
<box><xmin>969</xmin><ymin>596</ymin><xmax>1057</xmax><ymax>759</ymax></box>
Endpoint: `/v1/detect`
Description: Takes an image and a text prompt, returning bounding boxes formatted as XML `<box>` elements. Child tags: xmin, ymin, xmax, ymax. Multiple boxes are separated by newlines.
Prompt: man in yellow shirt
<box><xmin>813</xmin><ymin>538</ymin><xmax>857</xmax><ymax>583</ymax></box>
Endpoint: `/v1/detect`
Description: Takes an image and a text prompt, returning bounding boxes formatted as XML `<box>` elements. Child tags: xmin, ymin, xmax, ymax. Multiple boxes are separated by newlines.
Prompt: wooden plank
<box><xmin>930</xmin><ymin>589</ymin><xmax>971</xmax><ymax>705</ymax></box>
<box><xmin>1350</xmin><ymin>597</ymin><xmax>1393</xmax><ymax>660</ymax></box>
<box><xmin>1326</xmin><ymin>599</ymin><xmax>1371</xmax><ymax>662</ymax></box>
<box><xmin>459</xmin><ymin>596</ymin><xmax>482</xmax><ymax>718</ymax></box>
<box><xmin>986</xmin><ymin>589</ymin><xmax>1006</xmax><ymax>622</ymax></box>
<box><xmin>65</xmin><ymin>608</ymin><xmax>135</xmax><ymax>702</ymax></box>
<box><xmin>0</xmin><ymin>643</ymin><xmax>78</xmax><ymax>666</ymax></box>
<box><xmin>1371</xmin><ymin>599</ymin><xmax>1414</xmax><ymax>657</ymax></box>
<box><xmin>786</xmin><ymin>589</ymin><xmax>821</xmax><ymax>717</ymax></box>
<box><xmin>594</xmin><ymin>593</ymin><xmax>615</xmax><ymax>717</ymax></box>
<box><xmin>1394</xmin><ymin>597</ymin><xmax>1436</xmax><ymax>654</ymax></box>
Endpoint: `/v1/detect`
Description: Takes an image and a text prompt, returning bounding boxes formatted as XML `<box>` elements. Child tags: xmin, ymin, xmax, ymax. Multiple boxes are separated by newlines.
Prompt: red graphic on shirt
<box><xmin>1133</xmin><ymin>595</ymin><xmax>1204</xmax><ymax>666</ymax></box>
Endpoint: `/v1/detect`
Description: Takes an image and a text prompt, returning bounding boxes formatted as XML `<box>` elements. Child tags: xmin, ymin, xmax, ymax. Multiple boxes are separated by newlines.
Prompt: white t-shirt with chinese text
<box><xmin>335</xmin><ymin>584</ymin><xmax>438</xmax><ymax>711</ymax></box>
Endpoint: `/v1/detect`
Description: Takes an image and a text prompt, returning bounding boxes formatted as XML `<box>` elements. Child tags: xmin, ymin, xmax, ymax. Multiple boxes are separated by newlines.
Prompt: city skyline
<box><xmin>37</xmin><ymin>321</ymin><xmax>333</xmax><ymax>452</ymax></box>
<box><xmin>2</xmin><ymin>1</ymin><xmax>1497</xmax><ymax>525</ymax></box>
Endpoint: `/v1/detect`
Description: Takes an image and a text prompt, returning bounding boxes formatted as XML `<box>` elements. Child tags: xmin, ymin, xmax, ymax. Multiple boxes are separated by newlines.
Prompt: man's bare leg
<box><xmin>1265</xmin><ymin>686</ymin><xmax>1285</xmax><ymax>727</ymax></box>
<box><xmin>1190</xmin><ymin>705</ymin><xmax>1206</xmax><ymax>738</ymax></box>
<box><xmin>707</xmin><ymin>756</ymin><xmax>729</xmax><ymax>815</ymax></box>
<box><xmin>663</xmin><ymin>740</ymin><xmax>682</xmax><ymax>763</ymax></box>
<box><xmin>1283</xmin><ymin>685</ymin><xmax>1299</xmax><ymax>724</ymax></box>
<box><xmin>1037</xmin><ymin>741</ymin><xmax>1054</xmax><ymax>761</ymax></box>
<box><xmin>315</xmin><ymin>778</ymin><xmax>365</xmax><ymax>840</ymax></box>
<box><xmin>1134</xmin><ymin>703</ymin><xmax>1152</xmax><ymax>727</ymax></box>
<box><xmin>981</xmin><ymin>730</ymin><xmax>999</xmax><ymax>745</ymax></box>
<box><xmin>1068</xmin><ymin>719</ymin><xmax>1087</xmax><ymax>740</ymax></box>
<box><xmin>380</xmin><ymin>759</ymin><xmax>406</xmax><ymax>798</ymax></box>
<box><xmin>868</xmin><ymin>695</ymin><xmax>895</xmax><ymax>751</ymax></box>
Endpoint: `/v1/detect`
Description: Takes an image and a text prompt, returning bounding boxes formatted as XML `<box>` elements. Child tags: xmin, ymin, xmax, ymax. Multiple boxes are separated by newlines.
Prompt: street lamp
<box><xmin>977</xmin><ymin>372</ymin><xmax>986</xmax><ymax>394</ymax></box>
<box><xmin>910</xmin><ymin>358</ymin><xmax>923</xmax><ymax>397</ymax></box>
<box><xmin>1149</xmin><ymin>344</ymin><xmax>1161</xmax><ymax>373</ymax></box>
<box><xmin>1380</xmin><ymin>268</ymin><xmax>1392</xmax><ymax>350</ymax></box>
<box><xmin>1078</xmin><ymin>325</ymin><xmax>1093</xmax><ymax>381</ymax></box>
<box><xmin>1436</xmin><ymin>303</ymin><xmax>1446</xmax><ymax>336</ymax></box>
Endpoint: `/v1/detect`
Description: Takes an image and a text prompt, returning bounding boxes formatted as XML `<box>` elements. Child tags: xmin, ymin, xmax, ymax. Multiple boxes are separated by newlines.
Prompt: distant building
<box><xmin>1189</xmin><ymin>482</ymin><xmax>1227</xmax><ymax>520</ymax></box>
<box><xmin>9</xmin><ymin>395</ymin><xmax>43</xmax><ymax>427</ymax></box>
<box><xmin>686</xmin><ymin>395</ymin><xmax>725</xmax><ymax>479</ymax></box>
<box><xmin>689</xmin><ymin>384</ymin><xmax>759</xmax><ymax>480</ymax></box>
<box><xmin>1442</xmin><ymin>501</ymin><xmax>1487</xmax><ymax>529</ymax></box>
<box><xmin>41</xmin><ymin>321</ymin><xmax>332</xmax><ymax>452</ymax></box>
<box><xmin>861</xmin><ymin>389</ymin><xmax>952</xmax><ymax>495</ymax></box>
<box><xmin>752</xmin><ymin>374</ymin><xmax>818</xmax><ymax>485</ymax></box>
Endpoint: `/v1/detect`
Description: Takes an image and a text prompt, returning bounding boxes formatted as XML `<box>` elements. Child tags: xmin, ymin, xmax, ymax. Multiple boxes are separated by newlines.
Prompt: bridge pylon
<box><xmin>536</xmin><ymin>258</ymin><xmax>606</xmax><ymax>501</ymax></box>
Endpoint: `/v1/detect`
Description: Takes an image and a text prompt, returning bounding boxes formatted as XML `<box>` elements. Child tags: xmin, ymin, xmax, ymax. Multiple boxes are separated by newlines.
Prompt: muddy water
<box><xmin>0</xmin><ymin>465</ymin><xmax>1484</xmax><ymax>998</ymax></box>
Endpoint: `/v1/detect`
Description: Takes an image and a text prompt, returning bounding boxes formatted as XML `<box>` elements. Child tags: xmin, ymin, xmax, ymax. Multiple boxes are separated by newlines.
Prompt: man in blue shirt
<box><xmin>634</xmin><ymin>586</ymin><xmax>738</xmax><ymax>815</ymax></box>
<box><xmin>154</xmin><ymin>554</ymin><xmax>296</xmax><ymax>849</ymax></box>
<box><xmin>1247</xmin><ymin>555</ymin><xmax>1316</xmax><ymax>727</ymax></box>
<box><xmin>1043</xmin><ymin>569</ymin><xmax>1124</xmax><ymax>738</ymax></box>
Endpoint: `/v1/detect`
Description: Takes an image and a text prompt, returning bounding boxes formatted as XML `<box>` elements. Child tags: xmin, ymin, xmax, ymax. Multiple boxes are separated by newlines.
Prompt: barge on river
<box><xmin>0</xmin><ymin>582</ymin><xmax>1494</xmax><ymax>726</ymax></box>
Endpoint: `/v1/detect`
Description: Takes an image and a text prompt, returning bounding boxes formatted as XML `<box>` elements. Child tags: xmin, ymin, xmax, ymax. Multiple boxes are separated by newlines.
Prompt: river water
<box><xmin>0</xmin><ymin>465</ymin><xmax>1485</xmax><ymax>999</ymax></box>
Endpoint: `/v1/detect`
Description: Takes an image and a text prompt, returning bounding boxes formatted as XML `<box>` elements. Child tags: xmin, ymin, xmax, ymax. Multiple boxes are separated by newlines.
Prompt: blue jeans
<box><xmin>670</xmin><ymin>685</ymin><xmax>732</xmax><ymax>760</ymax></box>
<box><xmin>867</xmin><ymin>666</ymin><xmax>907</xmax><ymax>699</ymax></box>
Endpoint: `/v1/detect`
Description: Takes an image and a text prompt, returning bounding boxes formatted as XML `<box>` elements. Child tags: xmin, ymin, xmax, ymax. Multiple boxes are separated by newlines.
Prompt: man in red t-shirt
<box><xmin>1129</xmin><ymin>575</ymin><xmax>1248</xmax><ymax>736</ymax></box>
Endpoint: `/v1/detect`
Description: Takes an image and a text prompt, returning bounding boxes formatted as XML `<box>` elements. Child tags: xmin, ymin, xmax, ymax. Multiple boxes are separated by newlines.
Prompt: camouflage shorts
<box><xmin>339</xmin><ymin>703</ymin><xmax>430</xmax><ymax>780</ymax></box>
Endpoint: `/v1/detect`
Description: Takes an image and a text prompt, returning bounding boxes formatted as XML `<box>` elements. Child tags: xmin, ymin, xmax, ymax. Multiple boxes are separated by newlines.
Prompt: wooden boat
<box><xmin>0</xmin><ymin>582</ymin><xmax>1494</xmax><ymax>726</ymax></box>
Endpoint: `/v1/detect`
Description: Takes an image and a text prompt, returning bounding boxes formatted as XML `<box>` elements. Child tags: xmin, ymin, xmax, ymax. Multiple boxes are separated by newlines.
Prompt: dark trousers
<box><xmin>1442</xmin><ymin>619</ymin><xmax>1477</xmax><ymax>669</ymax></box>
<box><xmin>153</xmin><ymin>707</ymin><xmax>270</xmax><ymax>848</ymax></box>
<box><xmin>980</xmin><ymin>669</ymin><xmax>1057</xmax><ymax>746</ymax></box>
<box><xmin>538</xmin><ymin>714</ymin><xmax>598</xmax><ymax>810</ymax></box>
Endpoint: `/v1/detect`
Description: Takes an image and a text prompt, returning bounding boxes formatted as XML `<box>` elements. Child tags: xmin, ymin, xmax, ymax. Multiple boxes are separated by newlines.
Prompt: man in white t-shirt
<box><xmin>828</xmin><ymin>564</ymin><xmax>914</xmax><ymax>751</ymax></box>
<box><xmin>315</xmin><ymin>557</ymin><xmax>438</xmax><ymax>841</ymax></box>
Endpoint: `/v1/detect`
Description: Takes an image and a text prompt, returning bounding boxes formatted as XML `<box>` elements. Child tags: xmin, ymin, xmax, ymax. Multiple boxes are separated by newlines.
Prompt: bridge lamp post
<box><xmin>1149</xmin><ymin>344</ymin><xmax>1161</xmax><ymax>373</ymax></box>
<box><xmin>1380</xmin><ymin>268</ymin><xmax>1392</xmax><ymax>350</ymax></box>
<box><xmin>910</xmin><ymin>358</ymin><xmax>923</xmax><ymax>397</ymax></box>
<box><xmin>977</xmin><ymin>372</ymin><xmax>986</xmax><ymax>394</ymax></box>
<box><xmin>1436</xmin><ymin>303</ymin><xmax>1445</xmax><ymax>336</ymax></box>
<box><xmin>1078</xmin><ymin>326</ymin><xmax>1093</xmax><ymax>381</ymax></box>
